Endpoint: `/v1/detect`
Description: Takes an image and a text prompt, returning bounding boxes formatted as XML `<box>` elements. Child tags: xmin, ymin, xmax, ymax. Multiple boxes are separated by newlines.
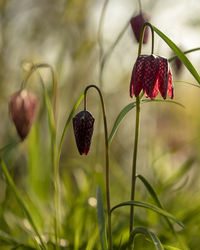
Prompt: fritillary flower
<box><xmin>9</xmin><ymin>90</ymin><xmax>39</xmax><ymax>140</ymax></box>
<box><xmin>130</xmin><ymin>54</ymin><xmax>173</xmax><ymax>99</ymax></box>
<box><xmin>73</xmin><ymin>110</ymin><xmax>94</xmax><ymax>155</ymax></box>
<box><xmin>130</xmin><ymin>12</ymin><xmax>149</xmax><ymax>44</ymax></box>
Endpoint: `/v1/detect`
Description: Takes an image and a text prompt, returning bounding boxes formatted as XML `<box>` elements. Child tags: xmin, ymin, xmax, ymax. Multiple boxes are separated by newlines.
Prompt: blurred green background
<box><xmin>0</xmin><ymin>0</ymin><xmax>200</xmax><ymax>249</ymax></box>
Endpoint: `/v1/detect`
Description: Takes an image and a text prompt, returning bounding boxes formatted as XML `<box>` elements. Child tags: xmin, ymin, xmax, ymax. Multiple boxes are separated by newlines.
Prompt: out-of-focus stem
<box><xmin>22</xmin><ymin>64</ymin><xmax>60</xmax><ymax>249</ymax></box>
<box><xmin>21</xmin><ymin>63</ymin><xmax>57</xmax><ymax>119</ymax></box>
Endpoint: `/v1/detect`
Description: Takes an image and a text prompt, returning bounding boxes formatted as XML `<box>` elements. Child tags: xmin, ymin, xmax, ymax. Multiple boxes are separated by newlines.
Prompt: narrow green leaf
<box><xmin>152</xmin><ymin>25</ymin><xmax>200</xmax><ymax>84</ymax></box>
<box><xmin>108</xmin><ymin>102</ymin><xmax>136</xmax><ymax>145</ymax></box>
<box><xmin>136</xmin><ymin>174</ymin><xmax>187</xmax><ymax>250</ymax></box>
<box><xmin>57</xmin><ymin>91</ymin><xmax>84</xmax><ymax>166</ymax></box>
<box><xmin>111</xmin><ymin>200</ymin><xmax>184</xmax><ymax>228</ymax></box>
<box><xmin>141</xmin><ymin>99</ymin><xmax>185</xmax><ymax>108</ymax></box>
<box><xmin>168</xmin><ymin>47</ymin><xmax>200</xmax><ymax>63</ymax></box>
<box><xmin>108</xmin><ymin>99</ymin><xmax>183</xmax><ymax>146</ymax></box>
<box><xmin>137</xmin><ymin>175</ymin><xmax>162</xmax><ymax>208</ymax></box>
<box><xmin>96</xmin><ymin>186</ymin><xmax>108</xmax><ymax>250</ymax></box>
<box><xmin>129</xmin><ymin>227</ymin><xmax>164</xmax><ymax>250</ymax></box>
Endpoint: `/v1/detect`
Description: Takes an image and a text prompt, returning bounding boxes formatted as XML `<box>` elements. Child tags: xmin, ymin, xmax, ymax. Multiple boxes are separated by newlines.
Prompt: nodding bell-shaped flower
<box><xmin>130</xmin><ymin>12</ymin><xmax>149</xmax><ymax>44</ymax></box>
<box><xmin>9</xmin><ymin>90</ymin><xmax>39</xmax><ymax>140</ymax></box>
<box><xmin>130</xmin><ymin>54</ymin><xmax>173</xmax><ymax>99</ymax></box>
<box><xmin>73</xmin><ymin>110</ymin><xmax>94</xmax><ymax>155</ymax></box>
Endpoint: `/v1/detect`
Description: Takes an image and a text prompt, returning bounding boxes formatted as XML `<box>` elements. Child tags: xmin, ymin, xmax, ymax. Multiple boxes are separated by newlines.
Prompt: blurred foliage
<box><xmin>0</xmin><ymin>0</ymin><xmax>200</xmax><ymax>249</ymax></box>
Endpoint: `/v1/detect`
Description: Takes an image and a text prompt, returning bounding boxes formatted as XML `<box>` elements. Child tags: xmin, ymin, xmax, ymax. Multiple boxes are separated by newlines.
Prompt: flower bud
<box><xmin>73</xmin><ymin>110</ymin><xmax>94</xmax><ymax>155</ymax></box>
<box><xmin>9</xmin><ymin>90</ymin><xmax>39</xmax><ymax>140</ymax></box>
<box><xmin>130</xmin><ymin>12</ymin><xmax>149</xmax><ymax>44</ymax></box>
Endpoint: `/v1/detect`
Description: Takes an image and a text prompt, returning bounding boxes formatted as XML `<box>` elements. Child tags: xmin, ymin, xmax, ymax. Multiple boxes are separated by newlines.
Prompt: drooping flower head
<box><xmin>73</xmin><ymin>110</ymin><xmax>95</xmax><ymax>155</ymax></box>
<box><xmin>9</xmin><ymin>89</ymin><xmax>39</xmax><ymax>140</ymax></box>
<box><xmin>130</xmin><ymin>12</ymin><xmax>149</xmax><ymax>44</ymax></box>
<box><xmin>130</xmin><ymin>54</ymin><xmax>173</xmax><ymax>99</ymax></box>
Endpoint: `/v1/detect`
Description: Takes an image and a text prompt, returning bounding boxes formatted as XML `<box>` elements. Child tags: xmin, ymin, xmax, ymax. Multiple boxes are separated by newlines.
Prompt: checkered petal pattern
<box><xmin>73</xmin><ymin>111</ymin><xmax>95</xmax><ymax>155</ymax></box>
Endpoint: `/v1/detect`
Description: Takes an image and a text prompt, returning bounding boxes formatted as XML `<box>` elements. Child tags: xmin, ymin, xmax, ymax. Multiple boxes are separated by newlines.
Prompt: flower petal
<box><xmin>130</xmin><ymin>55</ymin><xmax>147</xmax><ymax>97</ymax></box>
<box><xmin>143</xmin><ymin>55</ymin><xmax>159</xmax><ymax>97</ymax></box>
<box><xmin>167</xmin><ymin>69</ymin><xmax>174</xmax><ymax>99</ymax></box>
<box><xmin>158</xmin><ymin>57</ymin><xmax>169</xmax><ymax>99</ymax></box>
<box><xmin>149</xmin><ymin>79</ymin><xmax>159</xmax><ymax>99</ymax></box>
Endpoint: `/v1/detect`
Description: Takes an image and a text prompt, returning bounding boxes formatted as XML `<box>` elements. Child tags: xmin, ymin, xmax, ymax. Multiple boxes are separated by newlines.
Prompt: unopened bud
<box><xmin>73</xmin><ymin>110</ymin><xmax>94</xmax><ymax>155</ymax></box>
<box><xmin>9</xmin><ymin>90</ymin><xmax>39</xmax><ymax>140</ymax></box>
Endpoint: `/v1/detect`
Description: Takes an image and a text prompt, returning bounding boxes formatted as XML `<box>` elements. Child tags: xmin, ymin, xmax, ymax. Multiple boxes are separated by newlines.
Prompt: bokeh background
<box><xmin>0</xmin><ymin>0</ymin><xmax>200</xmax><ymax>249</ymax></box>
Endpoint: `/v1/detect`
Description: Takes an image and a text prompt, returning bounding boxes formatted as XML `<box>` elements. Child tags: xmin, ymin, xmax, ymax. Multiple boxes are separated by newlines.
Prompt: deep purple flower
<box><xmin>9</xmin><ymin>90</ymin><xmax>39</xmax><ymax>140</ymax></box>
<box><xmin>130</xmin><ymin>54</ymin><xmax>173</xmax><ymax>99</ymax></box>
<box><xmin>73</xmin><ymin>110</ymin><xmax>94</xmax><ymax>155</ymax></box>
<box><xmin>130</xmin><ymin>12</ymin><xmax>149</xmax><ymax>44</ymax></box>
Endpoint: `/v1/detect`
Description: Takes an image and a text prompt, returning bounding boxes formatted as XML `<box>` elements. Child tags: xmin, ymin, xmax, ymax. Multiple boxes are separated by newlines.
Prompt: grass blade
<box><xmin>136</xmin><ymin>174</ymin><xmax>188</xmax><ymax>249</ymax></box>
<box><xmin>129</xmin><ymin>227</ymin><xmax>164</xmax><ymax>250</ymax></box>
<box><xmin>152</xmin><ymin>25</ymin><xmax>200</xmax><ymax>84</ymax></box>
<box><xmin>110</xmin><ymin>200</ymin><xmax>184</xmax><ymax>228</ymax></box>
<box><xmin>0</xmin><ymin>158</ymin><xmax>46</xmax><ymax>250</ymax></box>
<box><xmin>96</xmin><ymin>186</ymin><xmax>108</xmax><ymax>250</ymax></box>
<box><xmin>137</xmin><ymin>175</ymin><xmax>162</xmax><ymax>207</ymax></box>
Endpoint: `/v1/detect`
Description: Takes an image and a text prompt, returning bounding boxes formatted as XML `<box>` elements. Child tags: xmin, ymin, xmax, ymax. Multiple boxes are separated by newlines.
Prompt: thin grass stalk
<box><xmin>0</xmin><ymin>158</ymin><xmax>46</xmax><ymax>250</ymax></box>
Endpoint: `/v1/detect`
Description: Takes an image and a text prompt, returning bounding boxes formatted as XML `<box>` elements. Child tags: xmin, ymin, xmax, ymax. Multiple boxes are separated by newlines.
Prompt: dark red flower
<box><xmin>9</xmin><ymin>90</ymin><xmax>39</xmax><ymax>140</ymax></box>
<box><xmin>130</xmin><ymin>54</ymin><xmax>173</xmax><ymax>99</ymax></box>
<box><xmin>130</xmin><ymin>12</ymin><xmax>149</xmax><ymax>44</ymax></box>
<box><xmin>73</xmin><ymin>110</ymin><xmax>94</xmax><ymax>155</ymax></box>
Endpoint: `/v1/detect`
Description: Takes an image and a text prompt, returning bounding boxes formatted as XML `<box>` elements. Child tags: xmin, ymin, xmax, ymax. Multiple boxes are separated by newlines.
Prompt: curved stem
<box><xmin>21</xmin><ymin>63</ymin><xmax>57</xmax><ymax>119</ymax></box>
<box><xmin>138</xmin><ymin>22</ymin><xmax>154</xmax><ymax>55</ymax></box>
<box><xmin>84</xmin><ymin>84</ymin><xmax>112</xmax><ymax>250</ymax></box>
<box><xmin>129</xmin><ymin>96</ymin><xmax>141</xmax><ymax>233</ymax></box>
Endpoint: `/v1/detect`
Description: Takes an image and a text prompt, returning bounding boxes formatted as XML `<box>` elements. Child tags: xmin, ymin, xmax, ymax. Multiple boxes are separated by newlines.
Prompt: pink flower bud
<box><xmin>73</xmin><ymin>111</ymin><xmax>94</xmax><ymax>155</ymax></box>
<box><xmin>9</xmin><ymin>90</ymin><xmax>39</xmax><ymax>140</ymax></box>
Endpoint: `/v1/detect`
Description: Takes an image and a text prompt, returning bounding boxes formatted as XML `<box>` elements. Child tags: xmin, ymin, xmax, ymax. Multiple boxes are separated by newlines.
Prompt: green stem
<box><xmin>84</xmin><ymin>85</ymin><xmax>112</xmax><ymax>250</ymax></box>
<box><xmin>130</xmin><ymin>22</ymin><xmax>154</xmax><ymax>235</ymax></box>
<box><xmin>0</xmin><ymin>158</ymin><xmax>47</xmax><ymax>250</ymax></box>
<box><xmin>138</xmin><ymin>22</ymin><xmax>154</xmax><ymax>55</ymax></box>
<box><xmin>129</xmin><ymin>96</ymin><xmax>141</xmax><ymax>233</ymax></box>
